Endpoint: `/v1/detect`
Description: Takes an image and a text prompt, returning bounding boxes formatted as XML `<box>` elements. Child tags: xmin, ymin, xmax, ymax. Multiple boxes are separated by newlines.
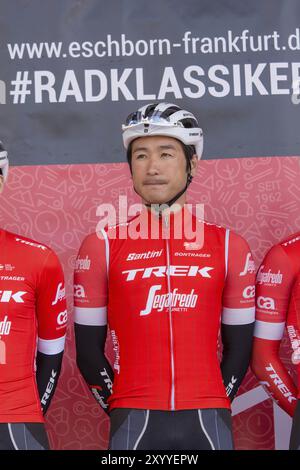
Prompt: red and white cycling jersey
<box><xmin>74</xmin><ymin>207</ymin><xmax>255</xmax><ymax>411</ymax></box>
<box><xmin>0</xmin><ymin>229</ymin><xmax>67</xmax><ymax>423</ymax></box>
<box><xmin>252</xmin><ymin>232</ymin><xmax>300</xmax><ymax>416</ymax></box>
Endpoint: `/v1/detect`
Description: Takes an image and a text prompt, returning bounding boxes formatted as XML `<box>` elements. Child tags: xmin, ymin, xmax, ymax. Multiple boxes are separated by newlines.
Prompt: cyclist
<box><xmin>0</xmin><ymin>141</ymin><xmax>67</xmax><ymax>450</ymax></box>
<box><xmin>74</xmin><ymin>103</ymin><xmax>255</xmax><ymax>450</ymax></box>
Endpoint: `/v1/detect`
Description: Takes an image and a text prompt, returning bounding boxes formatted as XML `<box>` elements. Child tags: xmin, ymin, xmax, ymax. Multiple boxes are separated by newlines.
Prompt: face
<box><xmin>131</xmin><ymin>136</ymin><xmax>197</xmax><ymax>206</ymax></box>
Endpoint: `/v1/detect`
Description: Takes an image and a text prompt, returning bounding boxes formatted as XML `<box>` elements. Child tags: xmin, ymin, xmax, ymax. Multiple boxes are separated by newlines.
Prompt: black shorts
<box><xmin>0</xmin><ymin>422</ymin><xmax>49</xmax><ymax>450</ymax></box>
<box><xmin>109</xmin><ymin>408</ymin><xmax>234</xmax><ymax>450</ymax></box>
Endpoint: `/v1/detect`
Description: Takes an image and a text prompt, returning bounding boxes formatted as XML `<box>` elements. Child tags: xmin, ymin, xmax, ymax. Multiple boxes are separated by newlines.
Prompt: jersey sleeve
<box><xmin>222</xmin><ymin>230</ymin><xmax>256</xmax><ymax>325</ymax></box>
<box><xmin>36</xmin><ymin>249</ymin><xmax>67</xmax><ymax>355</ymax></box>
<box><xmin>74</xmin><ymin>231</ymin><xmax>108</xmax><ymax>327</ymax></box>
<box><xmin>286</xmin><ymin>273</ymin><xmax>300</xmax><ymax>398</ymax></box>
<box><xmin>251</xmin><ymin>244</ymin><xmax>298</xmax><ymax>416</ymax></box>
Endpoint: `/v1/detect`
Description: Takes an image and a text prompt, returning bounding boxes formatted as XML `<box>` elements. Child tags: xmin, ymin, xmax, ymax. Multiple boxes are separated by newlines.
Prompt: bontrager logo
<box><xmin>15</xmin><ymin>238</ymin><xmax>47</xmax><ymax>250</ymax></box>
<box><xmin>0</xmin><ymin>316</ymin><xmax>12</xmax><ymax>335</ymax></box>
<box><xmin>52</xmin><ymin>283</ymin><xmax>66</xmax><ymax>306</ymax></box>
<box><xmin>122</xmin><ymin>265</ymin><xmax>213</xmax><ymax>281</ymax></box>
<box><xmin>0</xmin><ymin>291</ymin><xmax>26</xmax><ymax>303</ymax></box>
<box><xmin>140</xmin><ymin>285</ymin><xmax>198</xmax><ymax>316</ymax></box>
<box><xmin>256</xmin><ymin>265</ymin><xmax>283</xmax><ymax>285</ymax></box>
<box><xmin>257</xmin><ymin>296</ymin><xmax>275</xmax><ymax>310</ymax></box>
<box><xmin>126</xmin><ymin>250</ymin><xmax>163</xmax><ymax>261</ymax></box>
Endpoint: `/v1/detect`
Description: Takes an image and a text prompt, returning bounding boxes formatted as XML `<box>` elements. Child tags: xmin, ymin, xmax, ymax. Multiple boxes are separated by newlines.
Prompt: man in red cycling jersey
<box><xmin>251</xmin><ymin>232</ymin><xmax>300</xmax><ymax>449</ymax></box>
<box><xmin>0</xmin><ymin>141</ymin><xmax>67</xmax><ymax>450</ymax></box>
<box><xmin>74</xmin><ymin>103</ymin><xmax>256</xmax><ymax>450</ymax></box>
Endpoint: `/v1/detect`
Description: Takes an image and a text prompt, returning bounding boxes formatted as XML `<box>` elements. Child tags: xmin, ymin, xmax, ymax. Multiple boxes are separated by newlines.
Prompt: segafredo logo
<box><xmin>122</xmin><ymin>265</ymin><xmax>213</xmax><ymax>281</ymax></box>
<box><xmin>256</xmin><ymin>265</ymin><xmax>283</xmax><ymax>285</ymax></box>
<box><xmin>75</xmin><ymin>255</ymin><xmax>91</xmax><ymax>271</ymax></box>
<box><xmin>239</xmin><ymin>253</ymin><xmax>256</xmax><ymax>276</ymax></box>
<box><xmin>0</xmin><ymin>316</ymin><xmax>12</xmax><ymax>335</ymax></box>
<box><xmin>140</xmin><ymin>285</ymin><xmax>198</xmax><ymax>316</ymax></box>
<box><xmin>52</xmin><ymin>283</ymin><xmax>66</xmax><ymax>306</ymax></box>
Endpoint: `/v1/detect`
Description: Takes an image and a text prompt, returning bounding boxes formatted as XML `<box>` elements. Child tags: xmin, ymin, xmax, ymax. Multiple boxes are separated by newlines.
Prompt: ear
<box><xmin>190</xmin><ymin>154</ymin><xmax>198</xmax><ymax>178</ymax></box>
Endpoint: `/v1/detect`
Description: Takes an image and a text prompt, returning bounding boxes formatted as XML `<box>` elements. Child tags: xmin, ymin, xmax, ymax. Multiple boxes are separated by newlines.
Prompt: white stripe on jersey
<box><xmin>74</xmin><ymin>306</ymin><xmax>107</xmax><ymax>326</ymax></box>
<box><xmin>222</xmin><ymin>306</ymin><xmax>255</xmax><ymax>325</ymax></box>
<box><xmin>254</xmin><ymin>320</ymin><xmax>285</xmax><ymax>340</ymax></box>
<box><xmin>37</xmin><ymin>335</ymin><xmax>66</xmax><ymax>354</ymax></box>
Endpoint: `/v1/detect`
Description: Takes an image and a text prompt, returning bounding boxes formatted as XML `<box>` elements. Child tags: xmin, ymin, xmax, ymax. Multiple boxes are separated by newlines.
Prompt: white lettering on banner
<box><xmin>122</xmin><ymin>265</ymin><xmax>213</xmax><ymax>281</ymax></box>
<box><xmin>0</xmin><ymin>316</ymin><xmax>12</xmax><ymax>335</ymax></box>
<box><xmin>41</xmin><ymin>370</ymin><xmax>57</xmax><ymax>406</ymax></box>
<box><xmin>75</xmin><ymin>255</ymin><xmax>91</xmax><ymax>271</ymax></box>
<box><xmin>256</xmin><ymin>265</ymin><xmax>283</xmax><ymax>285</ymax></box>
<box><xmin>257</xmin><ymin>296</ymin><xmax>275</xmax><ymax>310</ymax></box>
<box><xmin>140</xmin><ymin>285</ymin><xmax>198</xmax><ymax>316</ymax></box>
<box><xmin>242</xmin><ymin>285</ymin><xmax>255</xmax><ymax>299</ymax></box>
<box><xmin>239</xmin><ymin>253</ymin><xmax>255</xmax><ymax>276</ymax></box>
<box><xmin>52</xmin><ymin>283</ymin><xmax>66</xmax><ymax>306</ymax></box>
<box><xmin>57</xmin><ymin>310</ymin><xmax>68</xmax><ymax>326</ymax></box>
<box><xmin>7</xmin><ymin>62</ymin><xmax>300</xmax><ymax>105</ymax></box>
<box><xmin>0</xmin><ymin>291</ymin><xmax>26</xmax><ymax>303</ymax></box>
<box><xmin>265</xmin><ymin>364</ymin><xmax>297</xmax><ymax>403</ymax></box>
<box><xmin>15</xmin><ymin>238</ymin><xmax>47</xmax><ymax>250</ymax></box>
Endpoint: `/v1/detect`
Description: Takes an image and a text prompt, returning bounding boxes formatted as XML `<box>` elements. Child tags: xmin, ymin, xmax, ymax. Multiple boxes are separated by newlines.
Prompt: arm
<box><xmin>251</xmin><ymin>245</ymin><xmax>298</xmax><ymax>416</ymax></box>
<box><xmin>221</xmin><ymin>230</ymin><xmax>256</xmax><ymax>400</ymax></box>
<box><xmin>36</xmin><ymin>250</ymin><xmax>67</xmax><ymax>415</ymax></box>
<box><xmin>74</xmin><ymin>231</ymin><xmax>113</xmax><ymax>415</ymax></box>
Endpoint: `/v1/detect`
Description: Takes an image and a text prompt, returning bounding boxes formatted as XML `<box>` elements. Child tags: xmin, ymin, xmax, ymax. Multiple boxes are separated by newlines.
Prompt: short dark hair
<box><xmin>127</xmin><ymin>140</ymin><xmax>196</xmax><ymax>174</ymax></box>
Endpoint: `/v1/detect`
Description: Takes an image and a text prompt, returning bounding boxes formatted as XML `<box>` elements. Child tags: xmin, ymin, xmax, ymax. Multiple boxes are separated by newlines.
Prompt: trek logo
<box><xmin>239</xmin><ymin>253</ymin><xmax>256</xmax><ymax>276</ymax></box>
<box><xmin>141</xmin><ymin>285</ymin><xmax>198</xmax><ymax>316</ymax></box>
<box><xmin>265</xmin><ymin>364</ymin><xmax>297</xmax><ymax>403</ymax></box>
<box><xmin>74</xmin><ymin>284</ymin><xmax>86</xmax><ymax>299</ymax></box>
<box><xmin>100</xmin><ymin>368</ymin><xmax>113</xmax><ymax>392</ymax></box>
<box><xmin>75</xmin><ymin>255</ymin><xmax>91</xmax><ymax>271</ymax></box>
<box><xmin>257</xmin><ymin>296</ymin><xmax>275</xmax><ymax>310</ymax></box>
<box><xmin>122</xmin><ymin>265</ymin><xmax>213</xmax><ymax>281</ymax></box>
<box><xmin>0</xmin><ymin>290</ymin><xmax>26</xmax><ymax>303</ymax></box>
<box><xmin>57</xmin><ymin>309</ymin><xmax>68</xmax><ymax>326</ymax></box>
<box><xmin>15</xmin><ymin>238</ymin><xmax>47</xmax><ymax>250</ymax></box>
<box><xmin>0</xmin><ymin>316</ymin><xmax>12</xmax><ymax>335</ymax></box>
<box><xmin>52</xmin><ymin>283</ymin><xmax>66</xmax><ymax>306</ymax></box>
<box><xmin>256</xmin><ymin>265</ymin><xmax>283</xmax><ymax>285</ymax></box>
<box><xmin>242</xmin><ymin>285</ymin><xmax>255</xmax><ymax>299</ymax></box>
<box><xmin>41</xmin><ymin>370</ymin><xmax>57</xmax><ymax>406</ymax></box>
<box><xmin>226</xmin><ymin>376</ymin><xmax>238</xmax><ymax>397</ymax></box>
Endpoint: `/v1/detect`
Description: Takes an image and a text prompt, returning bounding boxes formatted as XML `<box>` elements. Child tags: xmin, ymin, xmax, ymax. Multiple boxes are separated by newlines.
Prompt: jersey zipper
<box><xmin>163</xmin><ymin>213</ymin><xmax>175</xmax><ymax>410</ymax></box>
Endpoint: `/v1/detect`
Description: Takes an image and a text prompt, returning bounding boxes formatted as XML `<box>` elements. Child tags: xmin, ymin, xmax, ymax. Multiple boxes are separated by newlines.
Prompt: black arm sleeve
<box><xmin>75</xmin><ymin>323</ymin><xmax>114</xmax><ymax>415</ymax></box>
<box><xmin>36</xmin><ymin>351</ymin><xmax>64</xmax><ymax>415</ymax></box>
<box><xmin>220</xmin><ymin>322</ymin><xmax>255</xmax><ymax>401</ymax></box>
<box><xmin>290</xmin><ymin>399</ymin><xmax>300</xmax><ymax>450</ymax></box>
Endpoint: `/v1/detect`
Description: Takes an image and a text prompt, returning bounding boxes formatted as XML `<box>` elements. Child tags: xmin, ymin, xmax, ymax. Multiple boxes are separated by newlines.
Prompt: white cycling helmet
<box><xmin>122</xmin><ymin>102</ymin><xmax>203</xmax><ymax>159</ymax></box>
<box><xmin>0</xmin><ymin>141</ymin><xmax>8</xmax><ymax>182</ymax></box>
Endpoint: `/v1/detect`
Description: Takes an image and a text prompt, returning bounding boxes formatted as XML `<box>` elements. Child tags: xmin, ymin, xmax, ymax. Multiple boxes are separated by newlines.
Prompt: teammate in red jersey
<box><xmin>286</xmin><ymin>272</ymin><xmax>300</xmax><ymax>449</ymax></box>
<box><xmin>74</xmin><ymin>103</ymin><xmax>256</xmax><ymax>450</ymax></box>
<box><xmin>0</xmin><ymin>141</ymin><xmax>67</xmax><ymax>450</ymax></box>
<box><xmin>251</xmin><ymin>233</ymin><xmax>300</xmax><ymax>448</ymax></box>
